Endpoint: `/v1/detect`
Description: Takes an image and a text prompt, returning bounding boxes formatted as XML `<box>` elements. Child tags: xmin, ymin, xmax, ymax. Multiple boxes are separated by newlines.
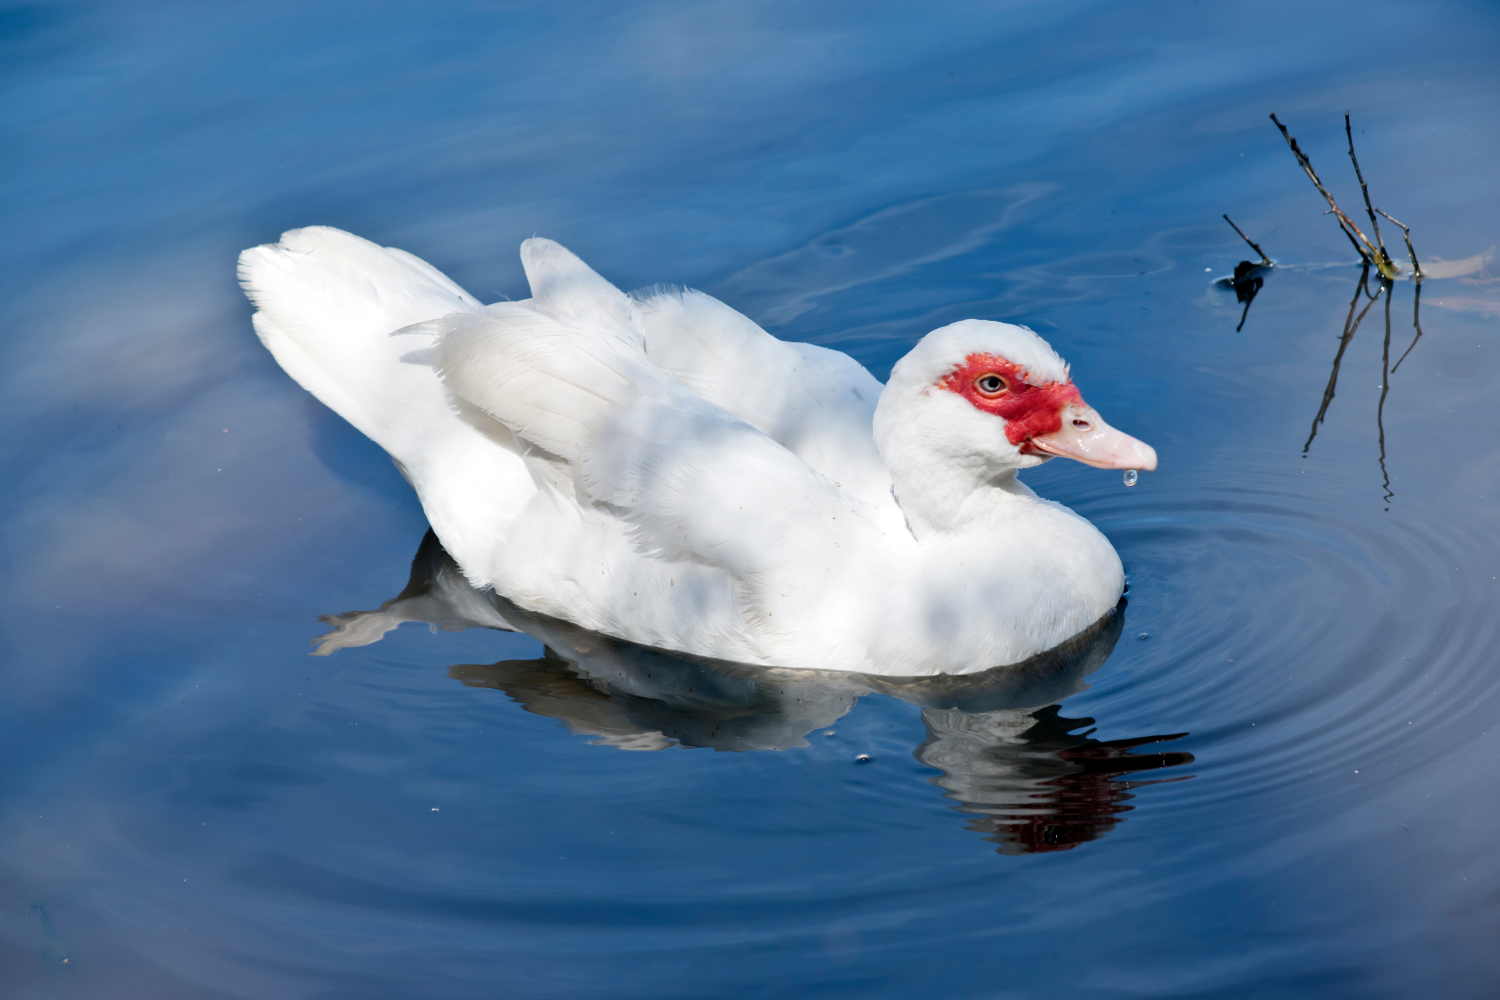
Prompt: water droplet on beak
<box><xmin>1123</xmin><ymin>469</ymin><xmax>1139</xmax><ymax>487</ymax></box>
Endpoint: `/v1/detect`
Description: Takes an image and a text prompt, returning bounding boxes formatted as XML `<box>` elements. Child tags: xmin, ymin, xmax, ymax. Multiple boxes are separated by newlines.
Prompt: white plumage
<box><xmin>239</xmin><ymin>227</ymin><xmax>1155</xmax><ymax>675</ymax></box>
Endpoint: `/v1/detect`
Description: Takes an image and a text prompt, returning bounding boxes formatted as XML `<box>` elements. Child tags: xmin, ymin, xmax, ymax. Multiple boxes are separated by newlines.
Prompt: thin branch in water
<box><xmin>1223</xmin><ymin>214</ymin><xmax>1272</xmax><ymax>265</ymax></box>
<box><xmin>1376</xmin><ymin>207</ymin><xmax>1423</xmax><ymax>282</ymax></box>
<box><xmin>1305</xmin><ymin>264</ymin><xmax>1384</xmax><ymax>453</ymax></box>
<box><xmin>1344</xmin><ymin>112</ymin><xmax>1390</xmax><ymax>264</ymax></box>
<box><xmin>1270</xmin><ymin>113</ymin><xmax>1397</xmax><ymax>279</ymax></box>
<box><xmin>1324</xmin><ymin>208</ymin><xmax>1376</xmax><ymax>263</ymax></box>
<box><xmin>1392</xmin><ymin>280</ymin><xmax>1425</xmax><ymax>373</ymax></box>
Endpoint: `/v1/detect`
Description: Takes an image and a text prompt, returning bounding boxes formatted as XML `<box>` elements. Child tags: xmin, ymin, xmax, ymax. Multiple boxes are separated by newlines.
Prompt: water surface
<box><xmin>3</xmin><ymin>1</ymin><xmax>1500</xmax><ymax>997</ymax></box>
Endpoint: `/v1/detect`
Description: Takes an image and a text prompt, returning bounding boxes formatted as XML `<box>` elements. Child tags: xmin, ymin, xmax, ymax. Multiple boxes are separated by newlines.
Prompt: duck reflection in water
<box><xmin>318</xmin><ymin>531</ymin><xmax>1193</xmax><ymax>854</ymax></box>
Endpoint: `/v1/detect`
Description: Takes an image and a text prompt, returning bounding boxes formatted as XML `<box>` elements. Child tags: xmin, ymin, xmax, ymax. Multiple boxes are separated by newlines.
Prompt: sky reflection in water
<box><xmin>3</xmin><ymin>1</ymin><xmax>1500</xmax><ymax>997</ymax></box>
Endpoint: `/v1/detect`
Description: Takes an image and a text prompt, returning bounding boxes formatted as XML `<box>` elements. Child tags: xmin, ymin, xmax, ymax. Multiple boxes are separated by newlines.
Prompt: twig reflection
<box><xmin>1304</xmin><ymin>264</ymin><xmax>1384</xmax><ymax>454</ymax></box>
<box><xmin>1231</xmin><ymin>261</ymin><xmax>1266</xmax><ymax>333</ymax></box>
<box><xmin>1301</xmin><ymin>267</ymin><xmax>1428</xmax><ymax>506</ymax></box>
<box><xmin>1391</xmin><ymin>280</ymin><xmax>1425</xmax><ymax>373</ymax></box>
<box><xmin>1378</xmin><ymin>288</ymin><xmax>1393</xmax><ymax>503</ymax></box>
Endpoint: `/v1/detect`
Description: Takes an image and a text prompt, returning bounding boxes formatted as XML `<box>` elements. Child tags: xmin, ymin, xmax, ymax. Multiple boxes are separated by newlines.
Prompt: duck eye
<box><xmin>976</xmin><ymin>374</ymin><xmax>1007</xmax><ymax>394</ymax></box>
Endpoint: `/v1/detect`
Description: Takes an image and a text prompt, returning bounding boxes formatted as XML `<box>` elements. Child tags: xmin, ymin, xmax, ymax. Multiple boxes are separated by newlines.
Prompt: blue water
<box><xmin>4</xmin><ymin>1</ymin><xmax>1500</xmax><ymax>996</ymax></box>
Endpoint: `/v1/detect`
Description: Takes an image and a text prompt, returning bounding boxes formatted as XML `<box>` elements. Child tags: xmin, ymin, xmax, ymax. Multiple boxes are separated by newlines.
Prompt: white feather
<box><xmin>238</xmin><ymin>227</ymin><xmax>531</xmax><ymax>588</ymax></box>
<box><xmin>634</xmin><ymin>287</ymin><xmax>902</xmax><ymax>531</ymax></box>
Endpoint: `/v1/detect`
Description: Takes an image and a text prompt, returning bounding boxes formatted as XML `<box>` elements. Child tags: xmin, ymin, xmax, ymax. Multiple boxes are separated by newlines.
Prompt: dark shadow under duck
<box><xmin>316</xmin><ymin>530</ymin><xmax>1193</xmax><ymax>853</ymax></box>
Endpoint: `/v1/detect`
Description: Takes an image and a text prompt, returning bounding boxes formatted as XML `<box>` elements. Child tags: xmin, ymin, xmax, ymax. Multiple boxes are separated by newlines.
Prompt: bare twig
<box><xmin>1324</xmin><ymin>209</ymin><xmax>1376</xmax><ymax>263</ymax></box>
<box><xmin>1270</xmin><ymin>113</ymin><xmax>1398</xmax><ymax>280</ymax></box>
<box><xmin>1376</xmin><ymin>208</ymin><xmax>1423</xmax><ymax>282</ymax></box>
<box><xmin>1223</xmin><ymin>214</ymin><xmax>1272</xmax><ymax>265</ymax></box>
<box><xmin>1344</xmin><ymin>112</ymin><xmax>1389</xmax><ymax>262</ymax></box>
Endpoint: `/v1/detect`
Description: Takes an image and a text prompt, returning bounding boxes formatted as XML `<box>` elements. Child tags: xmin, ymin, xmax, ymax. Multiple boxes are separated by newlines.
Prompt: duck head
<box><xmin>873</xmin><ymin>320</ymin><xmax>1156</xmax><ymax>535</ymax></box>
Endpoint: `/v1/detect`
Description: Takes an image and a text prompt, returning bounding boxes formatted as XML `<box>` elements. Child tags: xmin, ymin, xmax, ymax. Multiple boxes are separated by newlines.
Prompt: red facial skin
<box><xmin>937</xmin><ymin>353</ymin><xmax>1083</xmax><ymax>453</ymax></box>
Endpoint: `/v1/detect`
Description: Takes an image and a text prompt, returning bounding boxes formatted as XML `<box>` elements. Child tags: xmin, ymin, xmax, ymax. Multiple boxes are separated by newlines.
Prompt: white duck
<box><xmin>239</xmin><ymin>227</ymin><xmax>1155</xmax><ymax>676</ymax></box>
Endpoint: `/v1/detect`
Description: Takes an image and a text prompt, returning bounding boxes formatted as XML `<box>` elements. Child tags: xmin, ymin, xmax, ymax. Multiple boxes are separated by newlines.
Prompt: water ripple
<box><xmin>1067</xmin><ymin>451</ymin><xmax>1500</xmax><ymax>816</ymax></box>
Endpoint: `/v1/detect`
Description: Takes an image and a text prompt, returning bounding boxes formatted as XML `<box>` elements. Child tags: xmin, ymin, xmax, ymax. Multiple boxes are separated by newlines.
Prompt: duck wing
<box><xmin>632</xmin><ymin>287</ymin><xmax>895</xmax><ymax>518</ymax></box>
<box><xmin>513</xmin><ymin>240</ymin><xmax>897</xmax><ymax>524</ymax></box>
<box><xmin>428</xmin><ymin>297</ymin><xmax>888</xmax><ymax>581</ymax></box>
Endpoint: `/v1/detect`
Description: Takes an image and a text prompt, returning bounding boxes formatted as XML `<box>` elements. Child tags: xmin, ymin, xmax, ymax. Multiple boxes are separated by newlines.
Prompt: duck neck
<box><xmin>886</xmin><ymin>450</ymin><xmax>1037</xmax><ymax>539</ymax></box>
<box><xmin>873</xmin><ymin>380</ymin><xmax>1044</xmax><ymax>541</ymax></box>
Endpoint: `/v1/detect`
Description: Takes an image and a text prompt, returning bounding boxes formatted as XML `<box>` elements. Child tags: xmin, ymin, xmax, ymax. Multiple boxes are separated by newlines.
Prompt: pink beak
<box><xmin>1028</xmin><ymin>403</ymin><xmax>1157</xmax><ymax>471</ymax></box>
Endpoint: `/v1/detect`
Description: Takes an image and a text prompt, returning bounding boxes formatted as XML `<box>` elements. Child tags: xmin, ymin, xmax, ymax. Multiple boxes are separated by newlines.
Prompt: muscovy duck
<box><xmin>239</xmin><ymin>227</ymin><xmax>1154</xmax><ymax>675</ymax></box>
